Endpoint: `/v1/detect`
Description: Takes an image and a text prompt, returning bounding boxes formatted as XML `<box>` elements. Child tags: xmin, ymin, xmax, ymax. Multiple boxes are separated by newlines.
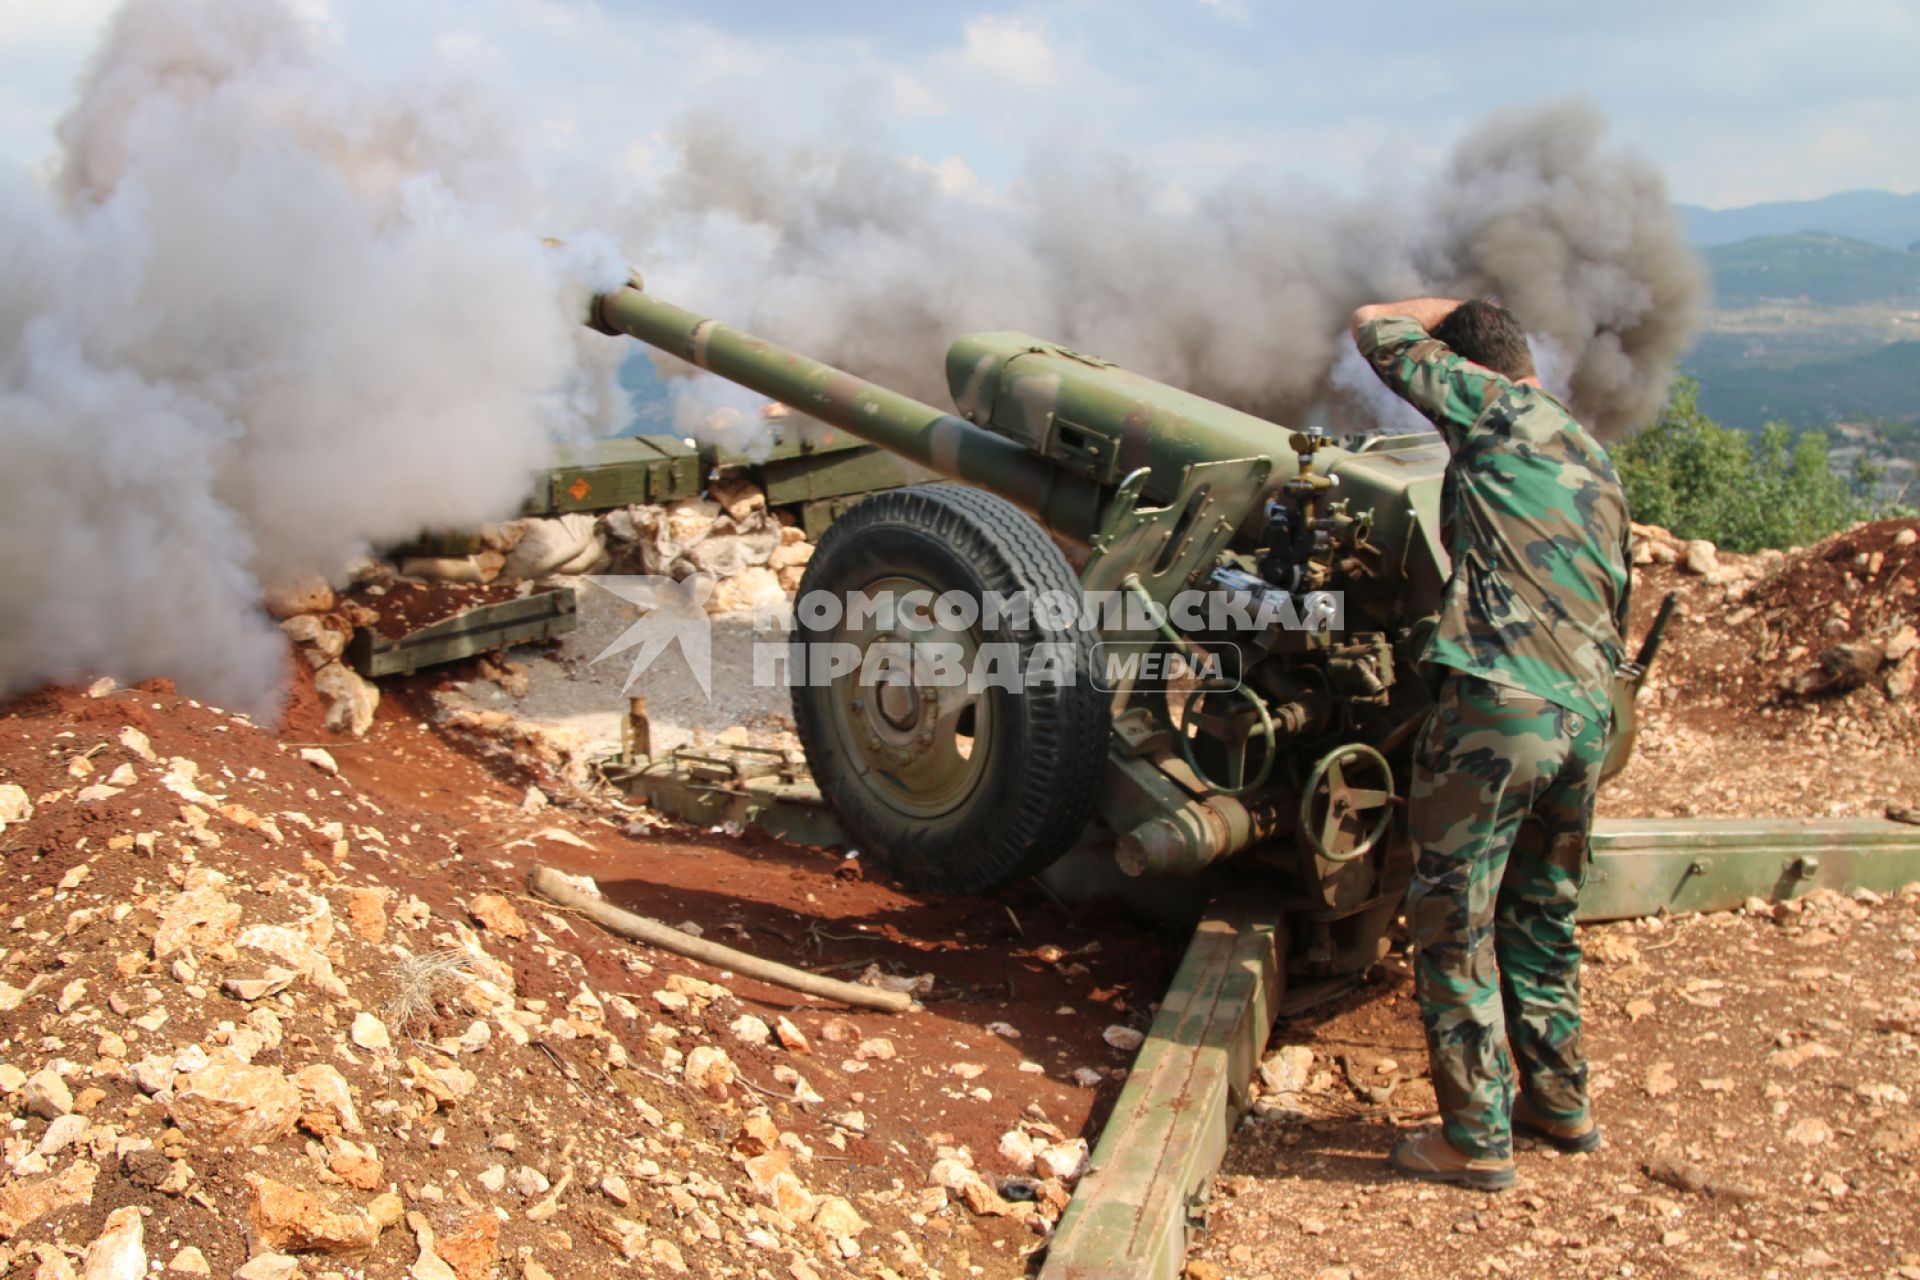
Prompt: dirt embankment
<box><xmin>1605</xmin><ymin>517</ymin><xmax>1920</xmax><ymax>820</ymax></box>
<box><xmin>0</xmin><ymin>667</ymin><xmax>1176</xmax><ymax>1280</ymax></box>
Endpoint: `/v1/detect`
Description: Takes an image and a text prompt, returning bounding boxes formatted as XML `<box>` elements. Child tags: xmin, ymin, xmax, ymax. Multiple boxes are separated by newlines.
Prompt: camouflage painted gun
<box><xmin>590</xmin><ymin>277</ymin><xmax>1643</xmax><ymax>980</ymax></box>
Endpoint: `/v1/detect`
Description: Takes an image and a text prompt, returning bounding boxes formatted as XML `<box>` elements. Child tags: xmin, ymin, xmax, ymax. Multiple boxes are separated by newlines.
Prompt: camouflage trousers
<box><xmin>1405</xmin><ymin>671</ymin><xmax>1608</xmax><ymax>1160</ymax></box>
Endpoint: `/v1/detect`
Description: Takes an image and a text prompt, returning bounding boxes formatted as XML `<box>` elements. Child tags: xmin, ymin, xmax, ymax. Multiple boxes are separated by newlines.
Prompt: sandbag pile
<box><xmin>263</xmin><ymin>571</ymin><xmax>380</xmax><ymax>737</ymax></box>
<box><xmin>367</xmin><ymin>470</ymin><xmax>817</xmax><ymax>613</ymax></box>
<box><xmin>602</xmin><ymin>474</ymin><xmax>815</xmax><ymax>614</ymax></box>
<box><xmin>259</xmin><ymin>473</ymin><xmax>819</xmax><ymax>728</ymax></box>
<box><xmin>398</xmin><ymin>516</ymin><xmax>609</xmax><ymax>586</ymax></box>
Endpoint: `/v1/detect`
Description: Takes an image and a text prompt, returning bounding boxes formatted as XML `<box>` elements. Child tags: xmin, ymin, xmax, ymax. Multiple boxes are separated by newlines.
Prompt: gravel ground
<box><xmin>1188</xmin><ymin>888</ymin><xmax>1920</xmax><ymax>1280</ymax></box>
<box><xmin>440</xmin><ymin>582</ymin><xmax>798</xmax><ymax>758</ymax></box>
<box><xmin>357</xmin><ymin>517</ymin><xmax>1920</xmax><ymax>1280</ymax></box>
<box><xmin>1604</xmin><ymin>520</ymin><xmax>1920</xmax><ymax>823</ymax></box>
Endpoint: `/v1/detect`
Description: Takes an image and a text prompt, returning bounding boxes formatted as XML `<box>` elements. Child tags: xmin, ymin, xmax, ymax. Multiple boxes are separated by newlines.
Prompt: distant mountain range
<box><xmin>1677</xmin><ymin>201</ymin><xmax>1920</xmax><ymax>436</ymax></box>
<box><xmin>1703</xmin><ymin>232</ymin><xmax>1920</xmax><ymax>308</ymax></box>
<box><xmin>1680</xmin><ymin>190</ymin><xmax>1920</xmax><ymax>250</ymax></box>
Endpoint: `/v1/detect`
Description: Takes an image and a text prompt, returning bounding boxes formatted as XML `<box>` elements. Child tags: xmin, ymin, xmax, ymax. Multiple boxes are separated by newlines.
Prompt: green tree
<box><xmin>1614</xmin><ymin>377</ymin><xmax>1865</xmax><ymax>551</ymax></box>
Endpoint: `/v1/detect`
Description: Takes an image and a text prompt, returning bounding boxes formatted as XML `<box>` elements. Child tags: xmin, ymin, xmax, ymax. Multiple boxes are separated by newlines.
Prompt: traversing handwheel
<box><xmin>1299</xmin><ymin>743</ymin><xmax>1395</xmax><ymax>863</ymax></box>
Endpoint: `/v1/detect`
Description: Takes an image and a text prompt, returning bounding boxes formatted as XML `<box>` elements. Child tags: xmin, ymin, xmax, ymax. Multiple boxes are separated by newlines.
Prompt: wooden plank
<box><xmin>1040</xmin><ymin>895</ymin><xmax>1286</xmax><ymax>1280</ymax></box>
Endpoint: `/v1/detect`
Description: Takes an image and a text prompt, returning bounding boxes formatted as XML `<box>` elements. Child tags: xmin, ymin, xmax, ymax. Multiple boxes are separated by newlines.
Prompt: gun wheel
<box><xmin>790</xmin><ymin>485</ymin><xmax>1106</xmax><ymax>894</ymax></box>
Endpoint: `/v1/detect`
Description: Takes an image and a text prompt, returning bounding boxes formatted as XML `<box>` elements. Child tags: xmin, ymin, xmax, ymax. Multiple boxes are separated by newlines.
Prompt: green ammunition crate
<box><xmin>529</xmin><ymin>437</ymin><xmax>702</xmax><ymax>515</ymax></box>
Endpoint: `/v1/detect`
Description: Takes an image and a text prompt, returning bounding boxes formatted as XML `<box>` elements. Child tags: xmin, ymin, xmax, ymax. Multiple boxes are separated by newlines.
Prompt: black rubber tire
<box><xmin>789</xmin><ymin>485</ymin><xmax>1107</xmax><ymax>894</ymax></box>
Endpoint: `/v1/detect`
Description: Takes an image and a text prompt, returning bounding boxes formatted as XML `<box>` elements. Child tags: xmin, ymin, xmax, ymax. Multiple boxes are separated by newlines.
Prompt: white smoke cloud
<box><xmin>0</xmin><ymin>0</ymin><xmax>628</xmax><ymax>714</ymax></box>
<box><xmin>0</xmin><ymin>2</ymin><xmax>1704</xmax><ymax>721</ymax></box>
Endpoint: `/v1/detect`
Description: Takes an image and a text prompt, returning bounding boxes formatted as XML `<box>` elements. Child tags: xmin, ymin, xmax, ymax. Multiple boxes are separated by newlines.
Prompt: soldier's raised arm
<box><xmin>1350</xmin><ymin>297</ymin><xmax>1461</xmax><ymax>338</ymax></box>
<box><xmin>1350</xmin><ymin>298</ymin><xmax>1507</xmax><ymax>450</ymax></box>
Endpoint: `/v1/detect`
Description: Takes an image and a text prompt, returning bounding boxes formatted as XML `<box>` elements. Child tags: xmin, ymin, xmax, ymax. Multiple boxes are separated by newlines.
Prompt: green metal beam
<box><xmin>1038</xmin><ymin>894</ymin><xmax>1287</xmax><ymax>1280</ymax></box>
<box><xmin>1582</xmin><ymin>816</ymin><xmax>1920</xmax><ymax>921</ymax></box>
<box><xmin>600</xmin><ymin>745</ymin><xmax>1920</xmax><ymax>928</ymax></box>
<box><xmin>528</xmin><ymin>437</ymin><xmax>702</xmax><ymax>515</ymax></box>
<box><xmin>346</xmin><ymin>589</ymin><xmax>577</xmax><ymax>678</ymax></box>
<box><xmin>600</xmin><ymin>748</ymin><xmax>848</xmax><ymax>849</ymax></box>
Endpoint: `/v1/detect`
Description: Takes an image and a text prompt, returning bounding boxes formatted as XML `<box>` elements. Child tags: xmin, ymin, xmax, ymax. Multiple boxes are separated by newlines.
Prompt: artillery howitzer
<box><xmin>588</xmin><ymin>276</ymin><xmax>1645</xmax><ymax>983</ymax></box>
<box><xmin>577</xmin><ymin>279</ymin><xmax>1920</xmax><ymax>1280</ymax></box>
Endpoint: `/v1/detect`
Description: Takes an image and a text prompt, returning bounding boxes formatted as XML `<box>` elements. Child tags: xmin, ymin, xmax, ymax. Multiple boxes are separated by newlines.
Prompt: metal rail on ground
<box><xmin>1039</xmin><ymin>893</ymin><xmax>1288</xmax><ymax>1280</ymax></box>
<box><xmin>1581</xmin><ymin>816</ymin><xmax>1920</xmax><ymax>920</ymax></box>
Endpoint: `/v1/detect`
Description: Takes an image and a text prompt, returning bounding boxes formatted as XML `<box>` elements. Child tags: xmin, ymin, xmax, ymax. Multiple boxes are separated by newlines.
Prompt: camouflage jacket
<box><xmin>1357</xmin><ymin>315</ymin><xmax>1631</xmax><ymax>723</ymax></box>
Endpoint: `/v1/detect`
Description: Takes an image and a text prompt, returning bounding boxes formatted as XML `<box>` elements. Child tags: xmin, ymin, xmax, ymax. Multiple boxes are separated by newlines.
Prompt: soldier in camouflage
<box><xmin>1350</xmin><ymin>298</ymin><xmax>1632</xmax><ymax>1190</ymax></box>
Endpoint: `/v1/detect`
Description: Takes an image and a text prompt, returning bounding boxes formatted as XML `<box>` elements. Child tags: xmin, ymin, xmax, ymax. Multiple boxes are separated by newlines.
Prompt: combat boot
<box><xmin>1513</xmin><ymin>1094</ymin><xmax>1602</xmax><ymax>1153</ymax></box>
<box><xmin>1388</xmin><ymin>1128</ymin><xmax>1515</xmax><ymax>1191</ymax></box>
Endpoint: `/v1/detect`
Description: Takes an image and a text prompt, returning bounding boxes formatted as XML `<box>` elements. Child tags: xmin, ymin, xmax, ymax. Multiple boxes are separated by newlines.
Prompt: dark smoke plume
<box><xmin>635</xmin><ymin>99</ymin><xmax>1703</xmax><ymax>440</ymax></box>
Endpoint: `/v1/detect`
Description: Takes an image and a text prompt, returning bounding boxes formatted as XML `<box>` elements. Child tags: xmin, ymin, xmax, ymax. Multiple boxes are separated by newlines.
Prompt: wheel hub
<box><xmin>875</xmin><ymin>678</ymin><xmax>919</xmax><ymax>730</ymax></box>
<box><xmin>828</xmin><ymin>576</ymin><xmax>992</xmax><ymax>820</ymax></box>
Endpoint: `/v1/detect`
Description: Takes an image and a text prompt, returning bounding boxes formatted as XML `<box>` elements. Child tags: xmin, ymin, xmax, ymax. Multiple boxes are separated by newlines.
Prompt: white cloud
<box><xmin>1</xmin><ymin>0</ymin><xmax>1915</xmax><ymax>215</ymax></box>
<box><xmin>902</xmin><ymin>152</ymin><xmax>1007</xmax><ymax>207</ymax></box>
<box><xmin>1197</xmin><ymin>0</ymin><xmax>1252</xmax><ymax>24</ymax></box>
<box><xmin>0</xmin><ymin>0</ymin><xmax>117</xmax><ymax>45</ymax></box>
<box><xmin>0</xmin><ymin>0</ymin><xmax>118</xmax><ymax>173</ymax></box>
<box><xmin>888</xmin><ymin>69</ymin><xmax>950</xmax><ymax>119</ymax></box>
<box><xmin>1650</xmin><ymin>95</ymin><xmax>1920</xmax><ymax>206</ymax></box>
<box><xmin>958</xmin><ymin>15</ymin><xmax>1056</xmax><ymax>88</ymax></box>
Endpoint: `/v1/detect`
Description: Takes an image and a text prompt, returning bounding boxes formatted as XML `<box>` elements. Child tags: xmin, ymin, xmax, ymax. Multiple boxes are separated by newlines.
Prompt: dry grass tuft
<box><xmin>384</xmin><ymin>947</ymin><xmax>474</xmax><ymax>1039</ymax></box>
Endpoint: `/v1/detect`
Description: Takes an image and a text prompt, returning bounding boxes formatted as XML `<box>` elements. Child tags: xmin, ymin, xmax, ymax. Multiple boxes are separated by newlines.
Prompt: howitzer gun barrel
<box><xmin>592</xmin><ymin>284</ymin><xmax>1104</xmax><ymax>538</ymax></box>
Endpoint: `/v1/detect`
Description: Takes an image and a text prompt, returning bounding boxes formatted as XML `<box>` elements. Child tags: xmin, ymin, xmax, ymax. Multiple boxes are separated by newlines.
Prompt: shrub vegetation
<box><xmin>1614</xmin><ymin>377</ymin><xmax>1872</xmax><ymax>552</ymax></box>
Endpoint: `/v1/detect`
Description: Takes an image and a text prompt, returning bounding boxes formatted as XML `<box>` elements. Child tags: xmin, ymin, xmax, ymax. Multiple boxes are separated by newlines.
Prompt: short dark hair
<box><xmin>1432</xmin><ymin>299</ymin><xmax>1535</xmax><ymax>381</ymax></box>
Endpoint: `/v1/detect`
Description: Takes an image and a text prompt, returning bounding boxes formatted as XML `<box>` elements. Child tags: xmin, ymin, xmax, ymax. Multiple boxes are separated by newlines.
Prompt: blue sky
<box><xmin>3</xmin><ymin>0</ymin><xmax>1917</xmax><ymax>208</ymax></box>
